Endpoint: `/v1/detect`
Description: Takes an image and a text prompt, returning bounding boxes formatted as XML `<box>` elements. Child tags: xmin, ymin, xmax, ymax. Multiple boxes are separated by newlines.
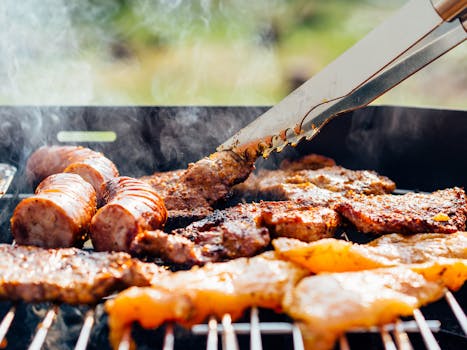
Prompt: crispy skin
<box><xmin>90</xmin><ymin>177</ymin><xmax>167</xmax><ymax>252</ymax></box>
<box><xmin>11</xmin><ymin>173</ymin><xmax>97</xmax><ymax>248</ymax></box>
<box><xmin>336</xmin><ymin>187</ymin><xmax>467</xmax><ymax>234</ymax></box>
<box><xmin>236</xmin><ymin>165</ymin><xmax>395</xmax><ymax>202</ymax></box>
<box><xmin>284</xmin><ymin>267</ymin><xmax>446</xmax><ymax>350</ymax></box>
<box><xmin>130</xmin><ymin>203</ymin><xmax>270</xmax><ymax>265</ymax></box>
<box><xmin>273</xmin><ymin>231</ymin><xmax>467</xmax><ymax>273</ymax></box>
<box><xmin>105</xmin><ymin>251</ymin><xmax>309</xmax><ymax>349</ymax></box>
<box><xmin>26</xmin><ymin>146</ymin><xmax>119</xmax><ymax>203</ymax></box>
<box><xmin>0</xmin><ymin>244</ymin><xmax>166</xmax><ymax>304</ymax></box>
<box><xmin>261</xmin><ymin>201</ymin><xmax>340</xmax><ymax>242</ymax></box>
<box><xmin>141</xmin><ymin>151</ymin><xmax>255</xmax><ymax>224</ymax></box>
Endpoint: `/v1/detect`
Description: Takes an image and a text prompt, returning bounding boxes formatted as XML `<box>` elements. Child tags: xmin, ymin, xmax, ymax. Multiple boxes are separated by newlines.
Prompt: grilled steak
<box><xmin>336</xmin><ymin>187</ymin><xmax>467</xmax><ymax>234</ymax></box>
<box><xmin>273</xmin><ymin>231</ymin><xmax>467</xmax><ymax>273</ymax></box>
<box><xmin>0</xmin><ymin>244</ymin><xmax>166</xmax><ymax>304</ymax></box>
<box><xmin>106</xmin><ymin>251</ymin><xmax>309</xmax><ymax>349</ymax></box>
<box><xmin>90</xmin><ymin>176</ymin><xmax>167</xmax><ymax>252</ymax></box>
<box><xmin>141</xmin><ymin>151</ymin><xmax>255</xmax><ymax>226</ymax></box>
<box><xmin>26</xmin><ymin>145</ymin><xmax>119</xmax><ymax>203</ymax></box>
<box><xmin>284</xmin><ymin>266</ymin><xmax>446</xmax><ymax>350</ymax></box>
<box><xmin>11</xmin><ymin>173</ymin><xmax>97</xmax><ymax>248</ymax></box>
<box><xmin>278</xmin><ymin>153</ymin><xmax>336</xmax><ymax>171</ymax></box>
<box><xmin>130</xmin><ymin>203</ymin><xmax>270</xmax><ymax>265</ymax></box>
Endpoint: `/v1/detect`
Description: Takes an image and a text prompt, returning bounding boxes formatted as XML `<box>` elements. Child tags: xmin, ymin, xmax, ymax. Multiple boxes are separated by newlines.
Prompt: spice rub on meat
<box><xmin>0</xmin><ymin>244</ymin><xmax>166</xmax><ymax>304</ymax></box>
<box><xmin>336</xmin><ymin>187</ymin><xmax>467</xmax><ymax>234</ymax></box>
<box><xmin>273</xmin><ymin>231</ymin><xmax>467</xmax><ymax>273</ymax></box>
<box><xmin>141</xmin><ymin>151</ymin><xmax>255</xmax><ymax>225</ymax></box>
<box><xmin>130</xmin><ymin>201</ymin><xmax>341</xmax><ymax>265</ymax></box>
<box><xmin>105</xmin><ymin>251</ymin><xmax>309</xmax><ymax>349</ymax></box>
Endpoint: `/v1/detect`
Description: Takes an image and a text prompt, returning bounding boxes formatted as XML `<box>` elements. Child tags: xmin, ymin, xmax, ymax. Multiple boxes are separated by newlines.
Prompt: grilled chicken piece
<box><xmin>130</xmin><ymin>203</ymin><xmax>270</xmax><ymax>265</ymax></box>
<box><xmin>11</xmin><ymin>173</ymin><xmax>97</xmax><ymax>248</ymax></box>
<box><xmin>26</xmin><ymin>145</ymin><xmax>119</xmax><ymax>203</ymax></box>
<box><xmin>261</xmin><ymin>201</ymin><xmax>340</xmax><ymax>242</ymax></box>
<box><xmin>273</xmin><ymin>231</ymin><xmax>467</xmax><ymax>273</ymax></box>
<box><xmin>236</xmin><ymin>164</ymin><xmax>395</xmax><ymax>202</ymax></box>
<box><xmin>0</xmin><ymin>244</ymin><xmax>166</xmax><ymax>304</ymax></box>
<box><xmin>90</xmin><ymin>177</ymin><xmax>167</xmax><ymax>252</ymax></box>
<box><xmin>284</xmin><ymin>266</ymin><xmax>446</xmax><ymax>350</ymax></box>
<box><xmin>105</xmin><ymin>251</ymin><xmax>309</xmax><ymax>349</ymax></box>
<box><xmin>336</xmin><ymin>187</ymin><xmax>467</xmax><ymax>234</ymax></box>
<box><xmin>141</xmin><ymin>151</ymin><xmax>255</xmax><ymax>225</ymax></box>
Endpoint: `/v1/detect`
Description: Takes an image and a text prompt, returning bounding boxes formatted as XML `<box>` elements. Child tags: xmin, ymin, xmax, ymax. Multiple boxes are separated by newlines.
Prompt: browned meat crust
<box><xmin>141</xmin><ymin>151</ymin><xmax>255</xmax><ymax>224</ymax></box>
<box><xmin>130</xmin><ymin>203</ymin><xmax>269</xmax><ymax>265</ymax></box>
<box><xmin>261</xmin><ymin>201</ymin><xmax>340</xmax><ymax>242</ymax></box>
<box><xmin>11</xmin><ymin>173</ymin><xmax>97</xmax><ymax>248</ymax></box>
<box><xmin>279</xmin><ymin>153</ymin><xmax>336</xmax><ymax>171</ymax></box>
<box><xmin>26</xmin><ymin>145</ymin><xmax>119</xmax><ymax>203</ymax></box>
<box><xmin>0</xmin><ymin>244</ymin><xmax>166</xmax><ymax>304</ymax></box>
<box><xmin>336</xmin><ymin>187</ymin><xmax>467</xmax><ymax>234</ymax></box>
<box><xmin>90</xmin><ymin>177</ymin><xmax>167</xmax><ymax>252</ymax></box>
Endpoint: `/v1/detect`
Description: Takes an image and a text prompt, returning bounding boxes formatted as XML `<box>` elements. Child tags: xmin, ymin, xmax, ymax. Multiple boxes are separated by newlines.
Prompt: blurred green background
<box><xmin>1</xmin><ymin>0</ymin><xmax>466</xmax><ymax>107</ymax></box>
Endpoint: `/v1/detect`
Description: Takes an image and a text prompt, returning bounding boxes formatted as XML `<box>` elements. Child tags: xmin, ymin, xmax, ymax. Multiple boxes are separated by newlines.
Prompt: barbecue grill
<box><xmin>0</xmin><ymin>105</ymin><xmax>465</xmax><ymax>350</ymax></box>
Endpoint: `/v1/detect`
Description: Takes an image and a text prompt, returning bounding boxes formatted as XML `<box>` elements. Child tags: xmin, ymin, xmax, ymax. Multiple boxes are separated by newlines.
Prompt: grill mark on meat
<box><xmin>0</xmin><ymin>244</ymin><xmax>166</xmax><ymax>304</ymax></box>
<box><xmin>11</xmin><ymin>173</ymin><xmax>97</xmax><ymax>248</ymax></box>
<box><xmin>90</xmin><ymin>177</ymin><xmax>167</xmax><ymax>252</ymax></box>
<box><xmin>335</xmin><ymin>187</ymin><xmax>467</xmax><ymax>234</ymax></box>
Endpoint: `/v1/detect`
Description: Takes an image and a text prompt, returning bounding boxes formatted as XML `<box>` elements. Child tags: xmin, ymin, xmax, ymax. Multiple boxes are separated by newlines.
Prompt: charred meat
<box><xmin>90</xmin><ymin>176</ymin><xmax>167</xmax><ymax>252</ymax></box>
<box><xmin>336</xmin><ymin>187</ymin><xmax>467</xmax><ymax>234</ymax></box>
<box><xmin>11</xmin><ymin>173</ymin><xmax>97</xmax><ymax>248</ymax></box>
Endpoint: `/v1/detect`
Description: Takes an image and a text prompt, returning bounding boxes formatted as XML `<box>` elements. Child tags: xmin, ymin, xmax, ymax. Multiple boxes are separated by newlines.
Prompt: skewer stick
<box><xmin>0</xmin><ymin>306</ymin><xmax>16</xmax><ymax>346</ymax></box>
<box><xmin>413</xmin><ymin>309</ymin><xmax>440</xmax><ymax>350</ymax></box>
<box><xmin>117</xmin><ymin>327</ymin><xmax>131</xmax><ymax>350</ymax></box>
<box><xmin>163</xmin><ymin>324</ymin><xmax>174</xmax><ymax>350</ymax></box>
<box><xmin>292</xmin><ymin>323</ymin><xmax>305</xmax><ymax>350</ymax></box>
<box><xmin>28</xmin><ymin>306</ymin><xmax>58</xmax><ymax>350</ymax></box>
<box><xmin>250</xmin><ymin>307</ymin><xmax>262</xmax><ymax>350</ymax></box>
<box><xmin>222</xmin><ymin>314</ymin><xmax>239</xmax><ymax>350</ymax></box>
<box><xmin>206</xmin><ymin>316</ymin><xmax>218</xmax><ymax>350</ymax></box>
<box><xmin>74</xmin><ymin>309</ymin><xmax>95</xmax><ymax>350</ymax></box>
<box><xmin>339</xmin><ymin>335</ymin><xmax>350</xmax><ymax>350</ymax></box>
<box><xmin>444</xmin><ymin>291</ymin><xmax>467</xmax><ymax>334</ymax></box>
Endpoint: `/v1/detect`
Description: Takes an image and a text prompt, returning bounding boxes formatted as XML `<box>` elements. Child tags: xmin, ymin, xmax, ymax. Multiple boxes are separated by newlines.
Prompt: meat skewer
<box><xmin>90</xmin><ymin>176</ymin><xmax>167</xmax><ymax>252</ymax></box>
<box><xmin>11</xmin><ymin>173</ymin><xmax>97</xmax><ymax>248</ymax></box>
<box><xmin>26</xmin><ymin>145</ymin><xmax>119</xmax><ymax>203</ymax></box>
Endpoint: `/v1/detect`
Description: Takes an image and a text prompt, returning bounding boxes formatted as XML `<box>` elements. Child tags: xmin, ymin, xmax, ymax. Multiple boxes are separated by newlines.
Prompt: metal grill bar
<box><xmin>413</xmin><ymin>309</ymin><xmax>441</xmax><ymax>350</ymax></box>
<box><xmin>207</xmin><ymin>316</ymin><xmax>218</xmax><ymax>350</ymax></box>
<box><xmin>394</xmin><ymin>319</ymin><xmax>414</xmax><ymax>350</ymax></box>
<box><xmin>222</xmin><ymin>314</ymin><xmax>239</xmax><ymax>350</ymax></box>
<box><xmin>163</xmin><ymin>324</ymin><xmax>174</xmax><ymax>350</ymax></box>
<box><xmin>444</xmin><ymin>291</ymin><xmax>467</xmax><ymax>334</ymax></box>
<box><xmin>380</xmin><ymin>327</ymin><xmax>397</xmax><ymax>350</ymax></box>
<box><xmin>74</xmin><ymin>309</ymin><xmax>95</xmax><ymax>350</ymax></box>
<box><xmin>28</xmin><ymin>306</ymin><xmax>57</xmax><ymax>350</ymax></box>
<box><xmin>291</xmin><ymin>323</ymin><xmax>305</xmax><ymax>350</ymax></box>
<box><xmin>339</xmin><ymin>335</ymin><xmax>350</xmax><ymax>350</ymax></box>
<box><xmin>0</xmin><ymin>306</ymin><xmax>15</xmax><ymax>346</ymax></box>
<box><xmin>118</xmin><ymin>327</ymin><xmax>131</xmax><ymax>350</ymax></box>
<box><xmin>250</xmin><ymin>307</ymin><xmax>262</xmax><ymax>350</ymax></box>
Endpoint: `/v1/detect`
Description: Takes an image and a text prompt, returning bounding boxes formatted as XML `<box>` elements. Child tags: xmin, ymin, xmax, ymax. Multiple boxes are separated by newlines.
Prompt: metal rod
<box><xmin>380</xmin><ymin>327</ymin><xmax>397</xmax><ymax>350</ymax></box>
<box><xmin>74</xmin><ymin>309</ymin><xmax>95</xmax><ymax>350</ymax></box>
<box><xmin>292</xmin><ymin>323</ymin><xmax>305</xmax><ymax>350</ymax></box>
<box><xmin>413</xmin><ymin>309</ymin><xmax>441</xmax><ymax>350</ymax></box>
<box><xmin>206</xmin><ymin>316</ymin><xmax>218</xmax><ymax>350</ymax></box>
<box><xmin>117</xmin><ymin>327</ymin><xmax>131</xmax><ymax>350</ymax></box>
<box><xmin>221</xmin><ymin>314</ymin><xmax>239</xmax><ymax>350</ymax></box>
<box><xmin>339</xmin><ymin>335</ymin><xmax>350</xmax><ymax>350</ymax></box>
<box><xmin>444</xmin><ymin>291</ymin><xmax>467</xmax><ymax>334</ymax></box>
<box><xmin>28</xmin><ymin>306</ymin><xmax>58</xmax><ymax>350</ymax></box>
<box><xmin>250</xmin><ymin>307</ymin><xmax>262</xmax><ymax>350</ymax></box>
<box><xmin>0</xmin><ymin>306</ymin><xmax>16</xmax><ymax>346</ymax></box>
<box><xmin>393</xmin><ymin>319</ymin><xmax>414</xmax><ymax>350</ymax></box>
<box><xmin>163</xmin><ymin>324</ymin><xmax>174</xmax><ymax>350</ymax></box>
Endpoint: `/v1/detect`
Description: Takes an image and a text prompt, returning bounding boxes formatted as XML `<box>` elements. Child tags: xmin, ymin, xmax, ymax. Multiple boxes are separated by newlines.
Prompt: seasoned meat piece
<box><xmin>106</xmin><ymin>251</ymin><xmax>309</xmax><ymax>348</ymax></box>
<box><xmin>141</xmin><ymin>151</ymin><xmax>255</xmax><ymax>225</ymax></box>
<box><xmin>284</xmin><ymin>266</ymin><xmax>446</xmax><ymax>350</ymax></box>
<box><xmin>0</xmin><ymin>244</ymin><xmax>166</xmax><ymax>304</ymax></box>
<box><xmin>130</xmin><ymin>203</ymin><xmax>269</xmax><ymax>265</ymax></box>
<box><xmin>26</xmin><ymin>145</ymin><xmax>119</xmax><ymax>203</ymax></box>
<box><xmin>279</xmin><ymin>153</ymin><xmax>336</xmax><ymax>170</ymax></box>
<box><xmin>236</xmin><ymin>165</ymin><xmax>395</xmax><ymax>201</ymax></box>
<box><xmin>273</xmin><ymin>231</ymin><xmax>467</xmax><ymax>273</ymax></box>
<box><xmin>90</xmin><ymin>177</ymin><xmax>167</xmax><ymax>252</ymax></box>
<box><xmin>11</xmin><ymin>173</ymin><xmax>97</xmax><ymax>248</ymax></box>
<box><xmin>261</xmin><ymin>201</ymin><xmax>340</xmax><ymax>242</ymax></box>
<box><xmin>336</xmin><ymin>187</ymin><xmax>467</xmax><ymax>234</ymax></box>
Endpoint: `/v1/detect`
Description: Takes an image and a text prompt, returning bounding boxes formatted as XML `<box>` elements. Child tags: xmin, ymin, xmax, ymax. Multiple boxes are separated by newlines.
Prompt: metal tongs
<box><xmin>218</xmin><ymin>0</ymin><xmax>467</xmax><ymax>157</ymax></box>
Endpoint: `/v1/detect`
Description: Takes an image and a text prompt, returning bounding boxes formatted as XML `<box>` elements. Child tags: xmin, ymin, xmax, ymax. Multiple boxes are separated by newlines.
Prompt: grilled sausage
<box><xmin>90</xmin><ymin>177</ymin><xmax>167</xmax><ymax>252</ymax></box>
<box><xmin>26</xmin><ymin>145</ymin><xmax>119</xmax><ymax>203</ymax></box>
<box><xmin>11</xmin><ymin>173</ymin><xmax>97</xmax><ymax>248</ymax></box>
